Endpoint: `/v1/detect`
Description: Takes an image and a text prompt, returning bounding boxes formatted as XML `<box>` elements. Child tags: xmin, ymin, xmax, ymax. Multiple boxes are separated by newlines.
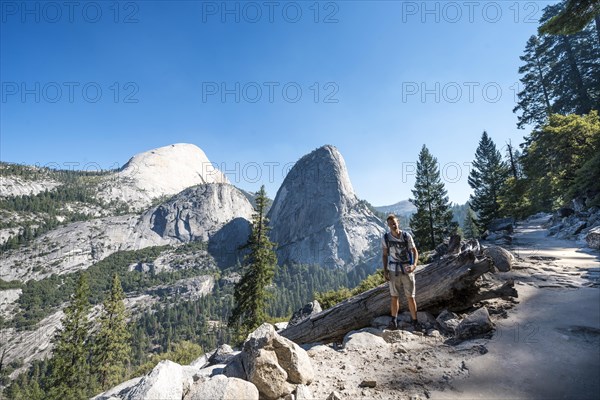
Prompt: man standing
<box><xmin>382</xmin><ymin>214</ymin><xmax>421</xmax><ymax>331</ymax></box>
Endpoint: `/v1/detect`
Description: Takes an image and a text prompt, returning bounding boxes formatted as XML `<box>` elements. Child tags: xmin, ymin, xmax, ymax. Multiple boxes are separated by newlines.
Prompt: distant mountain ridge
<box><xmin>375</xmin><ymin>200</ymin><xmax>416</xmax><ymax>217</ymax></box>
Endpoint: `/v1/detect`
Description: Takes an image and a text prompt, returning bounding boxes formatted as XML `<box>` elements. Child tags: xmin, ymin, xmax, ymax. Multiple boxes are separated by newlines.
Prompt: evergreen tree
<box><xmin>513</xmin><ymin>35</ymin><xmax>554</xmax><ymax>129</ymax></box>
<box><xmin>468</xmin><ymin>132</ymin><xmax>509</xmax><ymax>232</ymax></box>
<box><xmin>229</xmin><ymin>185</ymin><xmax>277</xmax><ymax>335</ymax></box>
<box><xmin>521</xmin><ymin>111</ymin><xmax>600</xmax><ymax>210</ymax></box>
<box><xmin>462</xmin><ymin>205</ymin><xmax>480</xmax><ymax>239</ymax></box>
<box><xmin>409</xmin><ymin>145</ymin><xmax>455</xmax><ymax>251</ymax></box>
<box><xmin>92</xmin><ymin>274</ymin><xmax>132</xmax><ymax>391</ymax></box>
<box><xmin>514</xmin><ymin>2</ymin><xmax>600</xmax><ymax>129</ymax></box>
<box><xmin>539</xmin><ymin>0</ymin><xmax>600</xmax><ymax>36</ymax></box>
<box><xmin>46</xmin><ymin>274</ymin><xmax>93</xmax><ymax>400</ymax></box>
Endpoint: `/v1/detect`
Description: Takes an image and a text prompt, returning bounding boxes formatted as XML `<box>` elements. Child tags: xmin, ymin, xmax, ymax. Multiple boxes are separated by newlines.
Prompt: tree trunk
<box><xmin>280</xmin><ymin>250</ymin><xmax>506</xmax><ymax>345</ymax></box>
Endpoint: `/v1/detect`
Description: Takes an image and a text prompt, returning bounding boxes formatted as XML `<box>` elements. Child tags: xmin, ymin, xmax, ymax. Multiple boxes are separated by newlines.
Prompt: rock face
<box><xmin>138</xmin><ymin>183</ymin><xmax>254</xmax><ymax>266</ymax></box>
<box><xmin>268</xmin><ymin>145</ymin><xmax>385</xmax><ymax>270</ymax></box>
<box><xmin>125</xmin><ymin>360</ymin><xmax>185</xmax><ymax>400</ymax></box>
<box><xmin>97</xmin><ymin>143</ymin><xmax>229</xmax><ymax>210</ymax></box>
<box><xmin>586</xmin><ymin>226</ymin><xmax>600</xmax><ymax>249</ymax></box>
<box><xmin>185</xmin><ymin>375</ymin><xmax>258</xmax><ymax>400</ymax></box>
<box><xmin>0</xmin><ymin>183</ymin><xmax>253</xmax><ymax>281</ymax></box>
<box><xmin>0</xmin><ymin>175</ymin><xmax>61</xmax><ymax>198</ymax></box>
<box><xmin>223</xmin><ymin>323</ymin><xmax>314</xmax><ymax>400</ymax></box>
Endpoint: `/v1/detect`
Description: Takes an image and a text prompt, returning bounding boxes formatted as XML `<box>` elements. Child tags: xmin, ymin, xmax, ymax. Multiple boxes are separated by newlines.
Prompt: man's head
<box><xmin>386</xmin><ymin>214</ymin><xmax>400</xmax><ymax>232</ymax></box>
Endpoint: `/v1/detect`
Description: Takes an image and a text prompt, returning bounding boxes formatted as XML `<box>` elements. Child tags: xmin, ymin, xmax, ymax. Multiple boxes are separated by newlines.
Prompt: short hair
<box><xmin>386</xmin><ymin>214</ymin><xmax>397</xmax><ymax>223</ymax></box>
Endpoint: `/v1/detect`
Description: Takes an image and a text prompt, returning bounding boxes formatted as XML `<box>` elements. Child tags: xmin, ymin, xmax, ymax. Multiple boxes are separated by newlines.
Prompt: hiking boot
<box><xmin>411</xmin><ymin>320</ymin><xmax>426</xmax><ymax>333</ymax></box>
<box><xmin>386</xmin><ymin>319</ymin><xmax>398</xmax><ymax>331</ymax></box>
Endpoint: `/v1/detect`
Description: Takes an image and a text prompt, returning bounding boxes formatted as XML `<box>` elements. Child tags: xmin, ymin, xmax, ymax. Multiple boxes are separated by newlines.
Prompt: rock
<box><xmin>1</xmin><ymin>183</ymin><xmax>253</xmax><ymax>282</ymax></box>
<box><xmin>267</xmin><ymin>145</ymin><xmax>385</xmax><ymax>270</ymax></box>
<box><xmin>326</xmin><ymin>391</ymin><xmax>343</xmax><ymax>400</ymax></box>
<box><xmin>208</xmin><ymin>344</ymin><xmax>236</xmax><ymax>366</ymax></box>
<box><xmin>125</xmin><ymin>360</ymin><xmax>184</xmax><ymax>400</ymax></box>
<box><xmin>97</xmin><ymin>143</ymin><xmax>229</xmax><ymax>211</ymax></box>
<box><xmin>569</xmin><ymin>220</ymin><xmax>588</xmax><ymax>236</ymax></box>
<box><xmin>460</xmin><ymin>239</ymin><xmax>480</xmax><ymax>253</ymax></box>
<box><xmin>190</xmin><ymin>354</ymin><xmax>209</xmax><ymax>369</ymax></box>
<box><xmin>488</xmin><ymin>218</ymin><xmax>514</xmax><ymax>233</ymax></box>
<box><xmin>436</xmin><ymin>309</ymin><xmax>460</xmax><ymax>333</ymax></box>
<box><xmin>289</xmin><ymin>300</ymin><xmax>322</xmax><ymax>327</ymax></box>
<box><xmin>359</xmin><ymin>380</ymin><xmax>377</xmax><ymax>388</ymax></box>
<box><xmin>197</xmin><ymin>364</ymin><xmax>227</xmax><ymax>379</ymax></box>
<box><xmin>416</xmin><ymin>311</ymin><xmax>438</xmax><ymax>328</ymax></box>
<box><xmin>246</xmin><ymin>349</ymin><xmax>293</xmax><ymax>400</ymax></box>
<box><xmin>295</xmin><ymin>384</ymin><xmax>314</xmax><ymax>400</ymax></box>
<box><xmin>586</xmin><ymin>226</ymin><xmax>600</xmax><ymax>249</ymax></box>
<box><xmin>275</xmin><ymin>322</ymin><xmax>289</xmax><ymax>331</ymax></box>
<box><xmin>272</xmin><ymin>334</ymin><xmax>315</xmax><ymax>384</ymax></box>
<box><xmin>572</xmin><ymin>197</ymin><xmax>587</xmax><ymax>212</ymax></box>
<box><xmin>225</xmin><ymin>323</ymin><xmax>314</xmax><ymax>399</ymax></box>
<box><xmin>371</xmin><ymin>315</ymin><xmax>393</xmax><ymax>330</ymax></box>
<box><xmin>222</xmin><ymin>354</ymin><xmax>246</xmax><ymax>380</ymax></box>
<box><xmin>558</xmin><ymin>207</ymin><xmax>575</xmax><ymax>218</ymax></box>
<box><xmin>92</xmin><ymin>377</ymin><xmax>142</xmax><ymax>400</ymax></box>
<box><xmin>456</xmin><ymin>307</ymin><xmax>494</xmax><ymax>339</ymax></box>
<box><xmin>184</xmin><ymin>374</ymin><xmax>259</xmax><ymax>400</ymax></box>
<box><xmin>548</xmin><ymin>224</ymin><xmax>562</xmax><ymax>236</ymax></box>
<box><xmin>482</xmin><ymin>245</ymin><xmax>514</xmax><ymax>272</ymax></box>
<box><xmin>343</xmin><ymin>331</ymin><xmax>388</xmax><ymax>351</ymax></box>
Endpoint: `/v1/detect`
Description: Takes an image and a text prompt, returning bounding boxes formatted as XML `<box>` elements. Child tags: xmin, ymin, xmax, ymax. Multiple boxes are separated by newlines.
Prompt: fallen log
<box><xmin>280</xmin><ymin>250</ymin><xmax>511</xmax><ymax>345</ymax></box>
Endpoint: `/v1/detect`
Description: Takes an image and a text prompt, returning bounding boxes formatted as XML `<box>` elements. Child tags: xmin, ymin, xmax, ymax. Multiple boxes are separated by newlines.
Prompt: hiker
<box><xmin>382</xmin><ymin>214</ymin><xmax>422</xmax><ymax>331</ymax></box>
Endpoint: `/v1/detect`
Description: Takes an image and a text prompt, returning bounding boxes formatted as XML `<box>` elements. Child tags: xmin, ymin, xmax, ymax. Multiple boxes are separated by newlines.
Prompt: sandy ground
<box><xmin>306</xmin><ymin>216</ymin><xmax>600</xmax><ymax>400</ymax></box>
<box><xmin>431</xmin><ymin>216</ymin><xmax>600</xmax><ymax>400</ymax></box>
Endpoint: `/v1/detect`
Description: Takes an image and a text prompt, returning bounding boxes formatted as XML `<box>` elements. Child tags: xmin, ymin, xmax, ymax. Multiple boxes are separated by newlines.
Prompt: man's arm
<box><xmin>410</xmin><ymin>247</ymin><xmax>419</xmax><ymax>273</ymax></box>
<box><xmin>383</xmin><ymin>248</ymin><xmax>389</xmax><ymax>281</ymax></box>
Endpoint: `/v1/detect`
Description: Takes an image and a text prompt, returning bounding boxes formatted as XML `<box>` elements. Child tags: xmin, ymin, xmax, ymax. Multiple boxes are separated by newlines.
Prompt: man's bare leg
<box><xmin>391</xmin><ymin>296</ymin><xmax>399</xmax><ymax>318</ymax></box>
<box><xmin>407</xmin><ymin>296</ymin><xmax>417</xmax><ymax>321</ymax></box>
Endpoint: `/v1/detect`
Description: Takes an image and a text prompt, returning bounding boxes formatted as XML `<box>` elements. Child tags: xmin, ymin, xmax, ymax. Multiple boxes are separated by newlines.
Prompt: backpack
<box><xmin>384</xmin><ymin>231</ymin><xmax>413</xmax><ymax>266</ymax></box>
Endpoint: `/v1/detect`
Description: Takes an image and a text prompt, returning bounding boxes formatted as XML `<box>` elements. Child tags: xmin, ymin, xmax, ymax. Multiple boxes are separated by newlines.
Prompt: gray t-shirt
<box><xmin>381</xmin><ymin>230</ymin><xmax>416</xmax><ymax>264</ymax></box>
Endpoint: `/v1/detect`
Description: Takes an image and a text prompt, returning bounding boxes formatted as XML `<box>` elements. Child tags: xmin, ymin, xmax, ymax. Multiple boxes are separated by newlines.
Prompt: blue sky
<box><xmin>1</xmin><ymin>0</ymin><xmax>555</xmax><ymax>206</ymax></box>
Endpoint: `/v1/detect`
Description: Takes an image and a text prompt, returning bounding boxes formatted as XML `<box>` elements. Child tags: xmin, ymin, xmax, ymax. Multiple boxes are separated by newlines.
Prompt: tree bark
<box><xmin>280</xmin><ymin>250</ymin><xmax>503</xmax><ymax>344</ymax></box>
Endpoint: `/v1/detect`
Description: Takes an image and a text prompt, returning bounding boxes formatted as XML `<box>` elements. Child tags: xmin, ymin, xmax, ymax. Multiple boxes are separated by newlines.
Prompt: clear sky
<box><xmin>1</xmin><ymin>0</ymin><xmax>556</xmax><ymax>206</ymax></box>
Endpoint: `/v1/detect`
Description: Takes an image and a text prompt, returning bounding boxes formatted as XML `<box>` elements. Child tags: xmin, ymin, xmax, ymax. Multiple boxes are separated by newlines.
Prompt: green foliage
<box><xmin>315</xmin><ymin>269</ymin><xmax>385</xmax><ymax>310</ymax></box>
<box><xmin>11</xmin><ymin>244</ymin><xmax>216</xmax><ymax>329</ymax></box>
<box><xmin>539</xmin><ymin>0</ymin><xmax>600</xmax><ymax>36</ymax></box>
<box><xmin>462</xmin><ymin>206</ymin><xmax>480</xmax><ymax>239</ymax></box>
<box><xmin>92</xmin><ymin>274</ymin><xmax>132</xmax><ymax>391</ymax></box>
<box><xmin>409</xmin><ymin>145</ymin><xmax>455</xmax><ymax>251</ymax></box>
<box><xmin>229</xmin><ymin>186</ymin><xmax>277</xmax><ymax>336</ymax></box>
<box><xmin>0</xmin><ymin>278</ymin><xmax>23</xmax><ymax>290</ymax></box>
<box><xmin>133</xmin><ymin>341</ymin><xmax>204</xmax><ymax>377</ymax></box>
<box><xmin>521</xmin><ymin>111</ymin><xmax>600</xmax><ymax>210</ymax></box>
<box><xmin>46</xmin><ymin>274</ymin><xmax>94</xmax><ymax>400</ymax></box>
<box><xmin>468</xmin><ymin>132</ymin><xmax>509</xmax><ymax>231</ymax></box>
<box><xmin>514</xmin><ymin>2</ymin><xmax>600</xmax><ymax>129</ymax></box>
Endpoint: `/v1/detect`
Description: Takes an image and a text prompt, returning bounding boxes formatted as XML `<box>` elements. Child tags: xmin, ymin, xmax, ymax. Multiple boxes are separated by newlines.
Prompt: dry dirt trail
<box><xmin>431</xmin><ymin>215</ymin><xmax>600</xmax><ymax>400</ymax></box>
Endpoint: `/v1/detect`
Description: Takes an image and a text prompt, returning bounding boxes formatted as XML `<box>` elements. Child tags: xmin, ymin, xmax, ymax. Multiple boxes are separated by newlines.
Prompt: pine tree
<box><xmin>513</xmin><ymin>35</ymin><xmax>554</xmax><ymax>129</ymax></box>
<box><xmin>514</xmin><ymin>2</ymin><xmax>600</xmax><ymax>129</ymax></box>
<box><xmin>522</xmin><ymin>111</ymin><xmax>600</xmax><ymax>210</ymax></box>
<box><xmin>92</xmin><ymin>274</ymin><xmax>132</xmax><ymax>391</ymax></box>
<box><xmin>462</xmin><ymin>205</ymin><xmax>480</xmax><ymax>239</ymax></box>
<box><xmin>468</xmin><ymin>132</ymin><xmax>509</xmax><ymax>232</ymax></box>
<box><xmin>539</xmin><ymin>0</ymin><xmax>600</xmax><ymax>36</ymax></box>
<box><xmin>409</xmin><ymin>145</ymin><xmax>455</xmax><ymax>251</ymax></box>
<box><xmin>46</xmin><ymin>274</ymin><xmax>93</xmax><ymax>400</ymax></box>
<box><xmin>229</xmin><ymin>185</ymin><xmax>277</xmax><ymax>336</ymax></box>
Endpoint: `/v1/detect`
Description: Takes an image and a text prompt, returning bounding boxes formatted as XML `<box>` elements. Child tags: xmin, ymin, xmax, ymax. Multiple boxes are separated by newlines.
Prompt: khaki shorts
<box><xmin>389</xmin><ymin>271</ymin><xmax>416</xmax><ymax>298</ymax></box>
